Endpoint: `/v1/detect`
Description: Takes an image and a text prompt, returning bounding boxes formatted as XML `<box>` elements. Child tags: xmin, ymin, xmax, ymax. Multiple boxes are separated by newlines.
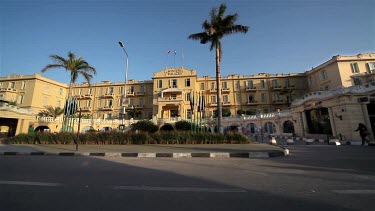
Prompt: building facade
<box><xmin>1</xmin><ymin>52</ymin><xmax>375</xmax><ymax>143</ymax></box>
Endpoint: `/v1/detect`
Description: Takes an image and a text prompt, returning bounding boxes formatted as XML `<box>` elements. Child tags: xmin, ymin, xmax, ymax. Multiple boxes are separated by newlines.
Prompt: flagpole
<box><xmin>174</xmin><ymin>50</ymin><xmax>176</xmax><ymax>68</ymax></box>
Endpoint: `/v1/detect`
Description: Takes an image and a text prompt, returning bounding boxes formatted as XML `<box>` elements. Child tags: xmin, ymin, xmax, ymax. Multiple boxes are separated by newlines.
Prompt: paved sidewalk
<box><xmin>0</xmin><ymin>143</ymin><xmax>288</xmax><ymax>158</ymax></box>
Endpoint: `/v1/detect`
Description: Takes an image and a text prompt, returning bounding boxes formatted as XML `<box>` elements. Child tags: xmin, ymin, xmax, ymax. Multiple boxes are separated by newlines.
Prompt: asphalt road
<box><xmin>1</xmin><ymin>145</ymin><xmax>374</xmax><ymax>211</ymax></box>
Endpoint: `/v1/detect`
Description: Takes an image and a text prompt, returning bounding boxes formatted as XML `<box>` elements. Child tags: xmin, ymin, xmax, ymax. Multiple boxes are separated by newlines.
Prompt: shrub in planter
<box><xmin>175</xmin><ymin>120</ymin><xmax>192</xmax><ymax>131</ymax></box>
<box><xmin>130</xmin><ymin>132</ymin><xmax>149</xmax><ymax>144</ymax></box>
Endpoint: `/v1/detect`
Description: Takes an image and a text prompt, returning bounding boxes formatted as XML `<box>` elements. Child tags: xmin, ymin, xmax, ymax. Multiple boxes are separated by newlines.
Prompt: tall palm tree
<box><xmin>188</xmin><ymin>4</ymin><xmax>249</xmax><ymax>133</ymax></box>
<box><xmin>41</xmin><ymin>52</ymin><xmax>96</xmax><ymax>97</ymax></box>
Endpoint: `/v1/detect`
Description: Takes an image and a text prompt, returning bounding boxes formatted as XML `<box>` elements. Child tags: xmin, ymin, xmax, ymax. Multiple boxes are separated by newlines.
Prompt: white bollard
<box><xmin>270</xmin><ymin>137</ymin><xmax>277</xmax><ymax>145</ymax></box>
<box><xmin>287</xmin><ymin>139</ymin><xmax>294</xmax><ymax>145</ymax></box>
<box><xmin>306</xmin><ymin>139</ymin><xmax>315</xmax><ymax>145</ymax></box>
<box><xmin>329</xmin><ymin>139</ymin><xmax>341</xmax><ymax>146</ymax></box>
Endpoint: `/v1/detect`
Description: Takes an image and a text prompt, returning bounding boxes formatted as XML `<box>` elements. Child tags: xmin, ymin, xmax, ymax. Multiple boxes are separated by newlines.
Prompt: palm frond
<box><xmin>224</xmin><ymin>24</ymin><xmax>249</xmax><ymax>35</ymax></box>
<box><xmin>218</xmin><ymin>4</ymin><xmax>227</xmax><ymax>18</ymax></box>
<box><xmin>41</xmin><ymin>64</ymin><xmax>65</xmax><ymax>72</ymax></box>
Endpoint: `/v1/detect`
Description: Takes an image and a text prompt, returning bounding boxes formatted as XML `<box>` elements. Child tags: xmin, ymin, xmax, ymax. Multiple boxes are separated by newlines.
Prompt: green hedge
<box><xmin>4</xmin><ymin>131</ymin><xmax>250</xmax><ymax>145</ymax></box>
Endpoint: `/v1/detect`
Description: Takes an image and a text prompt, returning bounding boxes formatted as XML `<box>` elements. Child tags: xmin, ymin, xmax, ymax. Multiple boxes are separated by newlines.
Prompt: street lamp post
<box><xmin>118</xmin><ymin>41</ymin><xmax>129</xmax><ymax>121</ymax></box>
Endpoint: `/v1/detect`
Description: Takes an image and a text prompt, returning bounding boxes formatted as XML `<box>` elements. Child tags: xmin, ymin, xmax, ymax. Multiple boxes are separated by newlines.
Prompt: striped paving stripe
<box><xmin>113</xmin><ymin>185</ymin><xmax>247</xmax><ymax>193</ymax></box>
<box><xmin>0</xmin><ymin>180</ymin><xmax>62</xmax><ymax>187</ymax></box>
<box><xmin>332</xmin><ymin>190</ymin><xmax>375</xmax><ymax>194</ymax></box>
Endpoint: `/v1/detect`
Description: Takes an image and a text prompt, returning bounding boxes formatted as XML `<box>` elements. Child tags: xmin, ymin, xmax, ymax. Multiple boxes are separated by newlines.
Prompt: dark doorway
<box><xmin>283</xmin><ymin>120</ymin><xmax>295</xmax><ymax>133</ymax></box>
<box><xmin>305</xmin><ymin>108</ymin><xmax>332</xmax><ymax>135</ymax></box>
<box><xmin>35</xmin><ymin>126</ymin><xmax>50</xmax><ymax>133</ymax></box>
<box><xmin>160</xmin><ymin>124</ymin><xmax>174</xmax><ymax>131</ymax></box>
<box><xmin>367</xmin><ymin>103</ymin><xmax>375</xmax><ymax>136</ymax></box>
<box><xmin>0</xmin><ymin>118</ymin><xmax>18</xmax><ymax>138</ymax></box>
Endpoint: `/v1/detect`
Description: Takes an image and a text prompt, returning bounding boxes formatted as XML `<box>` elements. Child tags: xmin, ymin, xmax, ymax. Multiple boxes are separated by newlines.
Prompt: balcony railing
<box><xmin>209</xmin><ymin>89</ymin><xmax>217</xmax><ymax>93</ymax></box>
<box><xmin>158</xmin><ymin>97</ymin><xmax>183</xmax><ymax>102</ymax></box>
<box><xmin>208</xmin><ymin>102</ymin><xmax>217</xmax><ymax>106</ymax></box>
<box><xmin>245</xmin><ymin>87</ymin><xmax>257</xmax><ymax>92</ymax></box>
<box><xmin>82</xmin><ymin>94</ymin><xmax>93</xmax><ymax>99</ymax></box>
<box><xmin>223</xmin><ymin>101</ymin><xmax>231</xmax><ymax>106</ymax></box>
<box><xmin>102</xmin><ymin>93</ymin><xmax>114</xmax><ymax>98</ymax></box>
<box><xmin>99</xmin><ymin>106</ymin><xmax>113</xmax><ymax>110</ymax></box>
<box><xmin>0</xmin><ymin>88</ymin><xmax>17</xmax><ymax>92</ymax></box>
<box><xmin>81</xmin><ymin>106</ymin><xmax>92</xmax><ymax>111</ymax></box>
<box><xmin>272</xmin><ymin>86</ymin><xmax>283</xmax><ymax>90</ymax></box>
<box><xmin>222</xmin><ymin>88</ymin><xmax>230</xmax><ymax>92</ymax></box>
<box><xmin>136</xmin><ymin>92</ymin><xmax>145</xmax><ymax>96</ymax></box>
<box><xmin>127</xmin><ymin>92</ymin><xmax>135</xmax><ymax>96</ymax></box>
<box><xmin>247</xmin><ymin>101</ymin><xmax>258</xmax><ymax>104</ymax></box>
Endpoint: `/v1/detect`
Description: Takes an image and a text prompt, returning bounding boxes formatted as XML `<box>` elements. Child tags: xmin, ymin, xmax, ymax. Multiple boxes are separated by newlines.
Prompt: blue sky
<box><xmin>0</xmin><ymin>0</ymin><xmax>374</xmax><ymax>84</ymax></box>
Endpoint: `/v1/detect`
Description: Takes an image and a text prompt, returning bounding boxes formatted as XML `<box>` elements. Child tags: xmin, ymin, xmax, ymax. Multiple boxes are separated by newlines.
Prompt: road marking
<box><xmin>113</xmin><ymin>185</ymin><xmax>247</xmax><ymax>193</ymax></box>
<box><xmin>332</xmin><ymin>190</ymin><xmax>375</xmax><ymax>194</ymax></box>
<box><xmin>0</xmin><ymin>180</ymin><xmax>62</xmax><ymax>187</ymax></box>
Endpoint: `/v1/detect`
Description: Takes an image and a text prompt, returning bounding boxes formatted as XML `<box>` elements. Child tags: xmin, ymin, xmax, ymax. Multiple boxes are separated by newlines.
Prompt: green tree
<box><xmin>188</xmin><ymin>4</ymin><xmax>249</xmax><ymax>133</ymax></box>
<box><xmin>175</xmin><ymin>120</ymin><xmax>192</xmax><ymax>131</ymax></box>
<box><xmin>213</xmin><ymin>108</ymin><xmax>231</xmax><ymax>118</ymax></box>
<box><xmin>38</xmin><ymin>106</ymin><xmax>64</xmax><ymax>118</ymax></box>
<box><xmin>41</xmin><ymin>52</ymin><xmax>96</xmax><ymax>97</ymax></box>
<box><xmin>131</xmin><ymin>120</ymin><xmax>158</xmax><ymax>133</ymax></box>
<box><xmin>237</xmin><ymin>109</ymin><xmax>245</xmax><ymax>116</ymax></box>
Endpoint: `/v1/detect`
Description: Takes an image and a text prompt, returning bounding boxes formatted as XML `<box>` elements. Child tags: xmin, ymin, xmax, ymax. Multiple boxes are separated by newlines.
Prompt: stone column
<box><xmin>361</xmin><ymin>104</ymin><xmax>373</xmax><ymax>141</ymax></box>
<box><xmin>328</xmin><ymin>107</ymin><xmax>337</xmax><ymax>136</ymax></box>
<box><xmin>15</xmin><ymin>119</ymin><xmax>23</xmax><ymax>136</ymax></box>
<box><xmin>301</xmin><ymin>111</ymin><xmax>308</xmax><ymax>137</ymax></box>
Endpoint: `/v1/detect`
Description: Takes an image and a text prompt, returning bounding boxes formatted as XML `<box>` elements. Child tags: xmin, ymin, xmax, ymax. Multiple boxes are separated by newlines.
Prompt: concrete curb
<box><xmin>0</xmin><ymin>149</ymin><xmax>290</xmax><ymax>158</ymax></box>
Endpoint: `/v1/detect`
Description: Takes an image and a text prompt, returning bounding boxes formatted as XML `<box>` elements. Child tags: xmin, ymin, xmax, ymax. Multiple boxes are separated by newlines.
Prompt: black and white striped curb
<box><xmin>0</xmin><ymin>149</ymin><xmax>289</xmax><ymax>158</ymax></box>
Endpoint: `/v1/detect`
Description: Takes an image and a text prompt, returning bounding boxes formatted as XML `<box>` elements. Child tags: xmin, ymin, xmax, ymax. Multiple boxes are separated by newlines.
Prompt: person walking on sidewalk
<box><xmin>355</xmin><ymin>123</ymin><xmax>370</xmax><ymax>145</ymax></box>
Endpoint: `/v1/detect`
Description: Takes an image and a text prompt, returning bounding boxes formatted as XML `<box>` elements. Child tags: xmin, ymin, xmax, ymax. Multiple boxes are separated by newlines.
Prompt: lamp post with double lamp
<box><xmin>118</xmin><ymin>41</ymin><xmax>129</xmax><ymax>124</ymax></box>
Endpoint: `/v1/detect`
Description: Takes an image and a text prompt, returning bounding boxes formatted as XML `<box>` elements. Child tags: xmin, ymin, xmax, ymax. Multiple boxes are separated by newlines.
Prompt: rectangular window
<box><xmin>368</xmin><ymin>62</ymin><xmax>375</xmax><ymax>72</ymax></box>
<box><xmin>57</xmin><ymin>100</ymin><xmax>61</xmax><ymax>108</ymax></box>
<box><xmin>260</xmin><ymin>80</ymin><xmax>265</xmax><ymax>88</ymax></box>
<box><xmin>108</xmin><ymin>87</ymin><xmax>113</xmax><ymax>94</ymax></box>
<box><xmin>247</xmin><ymin>80</ymin><xmax>253</xmax><ymax>88</ymax></box>
<box><xmin>107</xmin><ymin>99</ymin><xmax>113</xmax><ymax>107</ymax></box>
<box><xmin>140</xmin><ymin>85</ymin><xmax>145</xmax><ymax>92</ymax></box>
<box><xmin>351</xmin><ymin>63</ymin><xmax>360</xmax><ymax>73</ymax></box>
<box><xmin>118</xmin><ymin>98</ymin><xmax>121</xmax><ymax>106</ymax></box>
<box><xmin>211</xmin><ymin>95</ymin><xmax>216</xmax><ymax>103</ymax></box>
<box><xmin>119</xmin><ymin>87</ymin><xmax>124</xmax><ymax>94</ymax></box>
<box><xmin>158</xmin><ymin>80</ymin><xmax>162</xmax><ymax>88</ymax></box>
<box><xmin>308</xmin><ymin>77</ymin><xmax>313</xmax><ymax>85</ymax></box>
<box><xmin>129</xmin><ymin>99</ymin><xmax>134</xmax><ymax>106</ymax></box>
<box><xmin>248</xmin><ymin>95</ymin><xmax>254</xmax><ymax>103</ymax></box>
<box><xmin>98</xmin><ymin>100</ymin><xmax>101</xmax><ymax>108</ymax></box>
<box><xmin>59</xmin><ymin>88</ymin><xmax>63</xmax><ymax>95</ymax></box>
<box><xmin>235</xmin><ymin>81</ymin><xmax>240</xmax><ymax>89</ymax></box>
<box><xmin>285</xmin><ymin>79</ymin><xmax>290</xmax><ymax>87</ymax></box>
<box><xmin>223</xmin><ymin>95</ymin><xmax>229</xmax><ymax>103</ymax></box>
<box><xmin>211</xmin><ymin>82</ymin><xmax>215</xmax><ymax>90</ymax></box>
<box><xmin>148</xmin><ymin>112</ymin><xmax>153</xmax><ymax>119</ymax></box>
<box><xmin>0</xmin><ymin>83</ymin><xmax>3</xmax><ymax>88</ymax></box>
<box><xmin>200</xmin><ymin>83</ymin><xmax>205</xmax><ymax>90</ymax></box>
<box><xmin>87</xmin><ymin>100</ymin><xmax>92</xmax><ymax>107</ymax></box>
<box><xmin>78</xmin><ymin>89</ymin><xmax>82</xmax><ymax>95</ymax></box>
<box><xmin>42</xmin><ymin>97</ymin><xmax>48</xmax><ymax>106</ymax></box>
<box><xmin>186</xmin><ymin>93</ymin><xmax>191</xmax><ymax>101</ymax></box>
<box><xmin>17</xmin><ymin>95</ymin><xmax>24</xmax><ymax>104</ymax></box>
<box><xmin>21</xmin><ymin>81</ymin><xmax>26</xmax><ymax>90</ymax></box>
<box><xmin>222</xmin><ymin>81</ymin><xmax>227</xmax><ymax>89</ymax></box>
<box><xmin>130</xmin><ymin>86</ymin><xmax>134</xmax><ymax>93</ymax></box>
<box><xmin>106</xmin><ymin>113</ymin><xmax>112</xmax><ymax>119</ymax></box>
<box><xmin>187</xmin><ymin>110</ymin><xmax>192</xmax><ymax>119</ymax></box>
<box><xmin>272</xmin><ymin>80</ymin><xmax>277</xmax><ymax>88</ymax></box>
<box><xmin>139</xmin><ymin>98</ymin><xmax>144</xmax><ymax>106</ymax></box>
<box><xmin>321</xmin><ymin>70</ymin><xmax>328</xmax><ymax>80</ymax></box>
<box><xmin>185</xmin><ymin>78</ymin><xmax>190</xmax><ymax>87</ymax></box>
<box><xmin>171</xmin><ymin>79</ymin><xmax>177</xmax><ymax>88</ymax></box>
<box><xmin>236</xmin><ymin>94</ymin><xmax>241</xmax><ymax>103</ymax></box>
<box><xmin>274</xmin><ymin>93</ymin><xmax>280</xmax><ymax>101</ymax></box>
<box><xmin>261</xmin><ymin>93</ymin><xmax>266</xmax><ymax>102</ymax></box>
<box><xmin>9</xmin><ymin>82</ymin><xmax>15</xmax><ymax>89</ymax></box>
<box><xmin>88</xmin><ymin>88</ymin><xmax>92</xmax><ymax>95</ymax></box>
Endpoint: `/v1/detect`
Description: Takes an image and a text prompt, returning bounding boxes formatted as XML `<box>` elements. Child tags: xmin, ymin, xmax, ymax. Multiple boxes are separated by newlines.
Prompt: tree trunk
<box><xmin>216</xmin><ymin>46</ymin><xmax>223</xmax><ymax>133</ymax></box>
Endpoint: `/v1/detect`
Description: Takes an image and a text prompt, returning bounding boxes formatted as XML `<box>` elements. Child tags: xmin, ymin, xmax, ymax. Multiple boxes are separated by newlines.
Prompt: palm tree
<box><xmin>38</xmin><ymin>106</ymin><xmax>64</xmax><ymax>119</ymax></box>
<box><xmin>41</xmin><ymin>52</ymin><xmax>96</xmax><ymax>97</ymax></box>
<box><xmin>188</xmin><ymin>4</ymin><xmax>249</xmax><ymax>133</ymax></box>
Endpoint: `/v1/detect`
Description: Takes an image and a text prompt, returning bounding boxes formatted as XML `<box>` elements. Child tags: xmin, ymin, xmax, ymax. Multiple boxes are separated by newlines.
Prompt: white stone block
<box><xmin>287</xmin><ymin>139</ymin><xmax>294</xmax><ymax>145</ymax></box>
<box><xmin>209</xmin><ymin>152</ymin><xmax>230</xmax><ymax>158</ymax></box>
<box><xmin>137</xmin><ymin>153</ymin><xmax>156</xmax><ymax>158</ymax></box>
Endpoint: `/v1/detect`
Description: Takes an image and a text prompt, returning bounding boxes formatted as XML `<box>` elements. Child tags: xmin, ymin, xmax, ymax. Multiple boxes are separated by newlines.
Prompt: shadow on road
<box><xmin>0</xmin><ymin>154</ymin><xmax>356</xmax><ymax>211</ymax></box>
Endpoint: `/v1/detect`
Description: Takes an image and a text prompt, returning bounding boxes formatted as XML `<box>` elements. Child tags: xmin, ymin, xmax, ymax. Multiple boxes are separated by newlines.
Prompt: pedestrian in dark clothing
<box><xmin>355</xmin><ymin>123</ymin><xmax>369</xmax><ymax>145</ymax></box>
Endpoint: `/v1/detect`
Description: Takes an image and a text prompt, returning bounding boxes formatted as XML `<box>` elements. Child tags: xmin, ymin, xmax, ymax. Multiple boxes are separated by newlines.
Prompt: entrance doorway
<box><xmin>305</xmin><ymin>108</ymin><xmax>332</xmax><ymax>135</ymax></box>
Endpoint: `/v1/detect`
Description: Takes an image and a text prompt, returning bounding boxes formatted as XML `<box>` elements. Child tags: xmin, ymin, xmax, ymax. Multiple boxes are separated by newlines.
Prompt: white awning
<box><xmin>162</xmin><ymin>88</ymin><xmax>183</xmax><ymax>93</ymax></box>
